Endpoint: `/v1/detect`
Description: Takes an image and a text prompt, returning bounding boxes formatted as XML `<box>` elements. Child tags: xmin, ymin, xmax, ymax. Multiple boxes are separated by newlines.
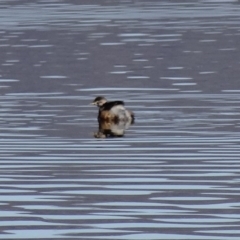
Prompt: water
<box><xmin>0</xmin><ymin>0</ymin><xmax>240</xmax><ymax>239</ymax></box>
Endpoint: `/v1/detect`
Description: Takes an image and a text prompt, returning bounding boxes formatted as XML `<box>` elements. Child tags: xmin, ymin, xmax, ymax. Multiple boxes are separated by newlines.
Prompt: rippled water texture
<box><xmin>0</xmin><ymin>0</ymin><xmax>240</xmax><ymax>239</ymax></box>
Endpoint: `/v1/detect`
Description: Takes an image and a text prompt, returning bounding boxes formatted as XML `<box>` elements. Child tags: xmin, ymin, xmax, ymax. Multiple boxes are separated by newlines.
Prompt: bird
<box><xmin>91</xmin><ymin>96</ymin><xmax>134</xmax><ymax>122</ymax></box>
<box><xmin>94</xmin><ymin>119</ymin><xmax>132</xmax><ymax>138</ymax></box>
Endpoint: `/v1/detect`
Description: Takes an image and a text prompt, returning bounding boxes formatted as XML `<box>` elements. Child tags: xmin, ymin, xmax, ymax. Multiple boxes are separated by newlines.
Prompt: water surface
<box><xmin>0</xmin><ymin>0</ymin><xmax>240</xmax><ymax>239</ymax></box>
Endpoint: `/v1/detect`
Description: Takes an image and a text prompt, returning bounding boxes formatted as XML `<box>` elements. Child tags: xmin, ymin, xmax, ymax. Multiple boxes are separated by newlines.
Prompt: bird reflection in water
<box><xmin>91</xmin><ymin>96</ymin><xmax>134</xmax><ymax>138</ymax></box>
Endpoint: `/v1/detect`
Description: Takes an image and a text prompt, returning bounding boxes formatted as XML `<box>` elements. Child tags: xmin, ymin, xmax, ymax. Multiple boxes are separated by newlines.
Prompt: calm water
<box><xmin>0</xmin><ymin>0</ymin><xmax>240</xmax><ymax>239</ymax></box>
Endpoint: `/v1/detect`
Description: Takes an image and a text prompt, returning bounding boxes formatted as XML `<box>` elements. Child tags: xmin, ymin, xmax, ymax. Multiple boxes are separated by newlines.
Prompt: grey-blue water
<box><xmin>0</xmin><ymin>0</ymin><xmax>240</xmax><ymax>239</ymax></box>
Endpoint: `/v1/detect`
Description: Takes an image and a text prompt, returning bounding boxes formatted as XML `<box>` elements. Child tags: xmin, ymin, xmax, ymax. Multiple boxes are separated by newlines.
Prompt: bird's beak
<box><xmin>90</xmin><ymin>102</ymin><xmax>96</xmax><ymax>105</ymax></box>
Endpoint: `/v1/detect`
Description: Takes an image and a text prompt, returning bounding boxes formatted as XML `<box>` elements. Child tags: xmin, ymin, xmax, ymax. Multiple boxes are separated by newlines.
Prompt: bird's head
<box><xmin>91</xmin><ymin>96</ymin><xmax>107</xmax><ymax>107</ymax></box>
